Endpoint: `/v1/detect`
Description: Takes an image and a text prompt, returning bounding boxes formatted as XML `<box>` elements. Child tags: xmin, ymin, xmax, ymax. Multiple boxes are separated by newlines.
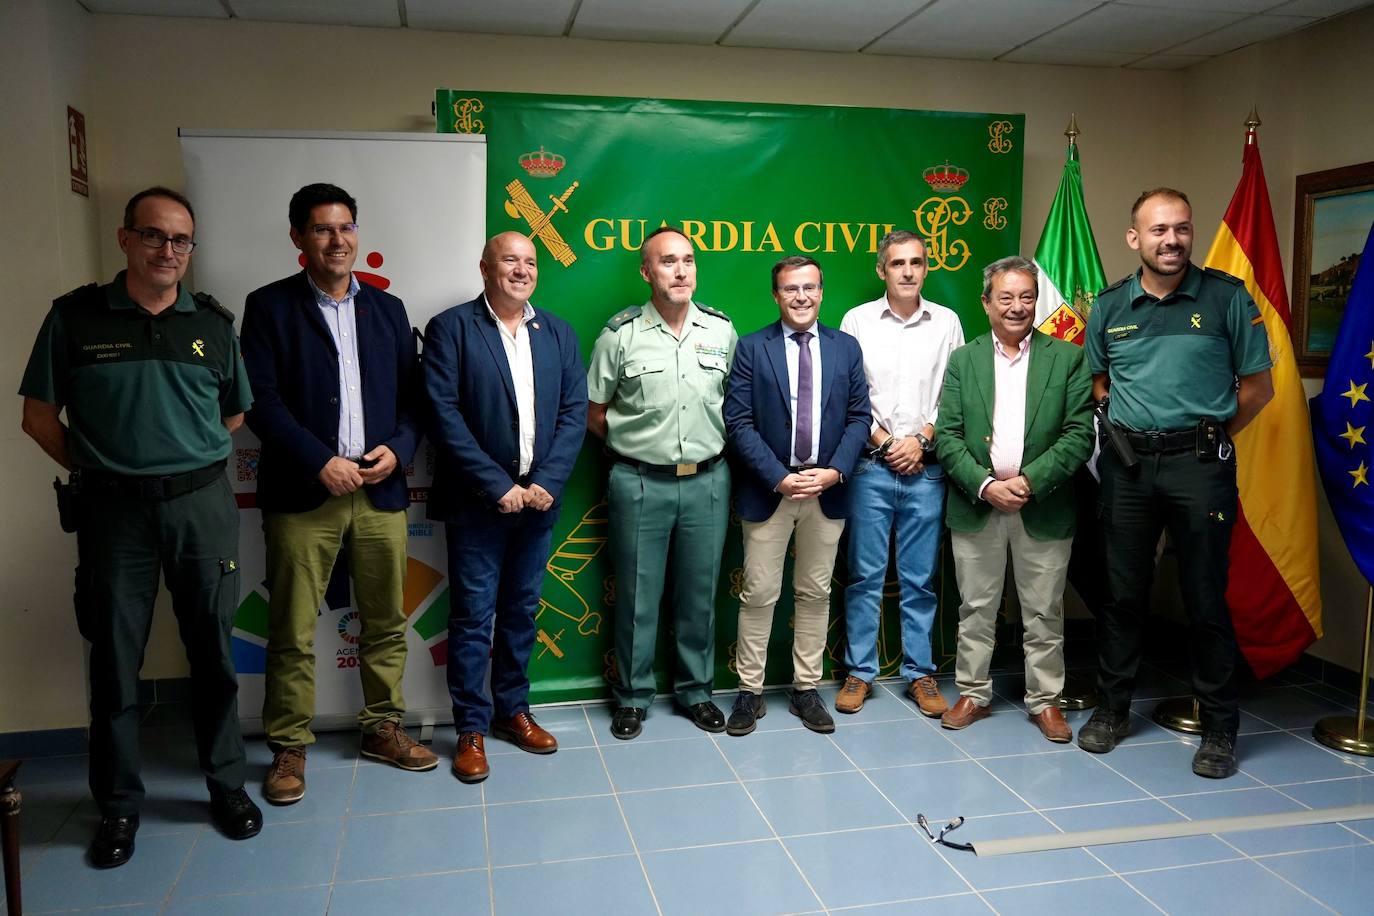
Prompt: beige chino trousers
<box><xmin>736</xmin><ymin>497</ymin><xmax>845</xmax><ymax>692</ymax></box>
<box><xmin>950</xmin><ymin>510</ymin><xmax>1070</xmax><ymax>714</ymax></box>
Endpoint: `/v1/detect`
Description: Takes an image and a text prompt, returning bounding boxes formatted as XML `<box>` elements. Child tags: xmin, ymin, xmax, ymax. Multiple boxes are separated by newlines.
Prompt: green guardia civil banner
<box><xmin>437</xmin><ymin>89</ymin><xmax>1025</xmax><ymax>703</ymax></box>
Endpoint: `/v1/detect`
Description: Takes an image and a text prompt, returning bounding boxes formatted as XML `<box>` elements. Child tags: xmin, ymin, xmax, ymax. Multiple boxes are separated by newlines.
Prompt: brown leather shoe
<box><xmin>452</xmin><ymin>732</ymin><xmax>489</xmax><ymax>784</ymax></box>
<box><xmin>491</xmin><ymin>712</ymin><xmax>558</xmax><ymax>755</ymax></box>
<box><xmin>834</xmin><ymin>675</ymin><xmax>873</xmax><ymax>714</ymax></box>
<box><xmin>263</xmin><ymin>747</ymin><xmax>306</xmax><ymax>804</ymax></box>
<box><xmin>361</xmin><ymin>720</ymin><xmax>440</xmax><ymax>771</ymax></box>
<box><xmin>941</xmin><ymin>696</ymin><xmax>991</xmax><ymax>730</ymax></box>
<box><xmin>1031</xmin><ymin>706</ymin><xmax>1073</xmax><ymax>743</ymax></box>
<box><xmin>909</xmin><ymin>675</ymin><xmax>950</xmax><ymax>717</ymax></box>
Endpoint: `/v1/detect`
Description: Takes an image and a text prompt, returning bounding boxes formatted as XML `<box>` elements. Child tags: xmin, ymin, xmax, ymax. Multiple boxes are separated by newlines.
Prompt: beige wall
<box><xmin>2</xmin><ymin>0</ymin><xmax>100</xmax><ymax>733</ymax></box>
<box><xmin>4</xmin><ymin>0</ymin><xmax>1371</xmax><ymax>732</ymax></box>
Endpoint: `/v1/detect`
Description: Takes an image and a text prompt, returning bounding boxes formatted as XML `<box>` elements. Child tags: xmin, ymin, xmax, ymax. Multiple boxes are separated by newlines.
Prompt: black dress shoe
<box><xmin>726</xmin><ymin>690</ymin><xmax>766</xmax><ymax>737</ymax></box>
<box><xmin>1077</xmin><ymin>707</ymin><xmax>1130</xmax><ymax>754</ymax></box>
<box><xmin>90</xmin><ymin>814</ymin><xmax>139</xmax><ymax>868</ymax></box>
<box><xmin>611</xmin><ymin>706</ymin><xmax>644</xmax><ymax>740</ymax></box>
<box><xmin>789</xmin><ymin>689</ymin><xmax>835</xmax><ymax>734</ymax></box>
<box><xmin>683</xmin><ymin>700</ymin><xmax>726</xmax><ymax>733</ymax></box>
<box><xmin>210</xmin><ymin>787</ymin><xmax>264</xmax><ymax>839</ymax></box>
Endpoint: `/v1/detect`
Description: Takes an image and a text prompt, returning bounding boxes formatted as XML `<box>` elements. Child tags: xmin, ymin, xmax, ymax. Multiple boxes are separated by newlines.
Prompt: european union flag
<box><xmin>1311</xmin><ymin>220</ymin><xmax>1374</xmax><ymax>585</ymax></box>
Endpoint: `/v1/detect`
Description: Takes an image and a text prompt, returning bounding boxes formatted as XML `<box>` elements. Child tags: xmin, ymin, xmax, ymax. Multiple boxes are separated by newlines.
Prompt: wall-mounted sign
<box><xmin>68</xmin><ymin>106</ymin><xmax>88</xmax><ymax>197</ymax></box>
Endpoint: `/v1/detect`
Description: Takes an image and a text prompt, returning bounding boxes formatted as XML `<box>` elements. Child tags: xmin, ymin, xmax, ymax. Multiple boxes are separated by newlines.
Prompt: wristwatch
<box><xmin>914</xmin><ymin>432</ymin><xmax>934</xmax><ymax>453</ymax></box>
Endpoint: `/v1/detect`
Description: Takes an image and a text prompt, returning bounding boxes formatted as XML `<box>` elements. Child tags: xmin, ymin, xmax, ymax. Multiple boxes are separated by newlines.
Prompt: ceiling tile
<box><xmin>1022</xmin><ymin>4</ymin><xmax>1245</xmax><ymax>52</ymax></box>
<box><xmin>80</xmin><ymin>0</ymin><xmax>228</xmax><ymax>17</ymax></box>
<box><xmin>1114</xmin><ymin>0</ymin><xmax>1282</xmax><ymax>11</ymax></box>
<box><xmin>722</xmin><ymin>0</ymin><xmax>919</xmax><ymax>52</ymax></box>
<box><xmin>571</xmin><ymin>0</ymin><xmax>753</xmax><ymax>44</ymax></box>
<box><xmin>1127</xmin><ymin>52</ymin><xmax>1212</xmax><ymax>68</ymax></box>
<box><xmin>999</xmin><ymin>46</ymin><xmax>1144</xmax><ymax>66</ymax></box>
<box><xmin>228</xmin><ymin>1</ymin><xmax>400</xmax><ymax>28</ymax></box>
<box><xmin>1167</xmin><ymin>12</ymin><xmax>1317</xmax><ymax>54</ymax></box>
<box><xmin>1268</xmin><ymin>0</ymin><xmax>1374</xmax><ymax>15</ymax></box>
<box><xmin>405</xmin><ymin>0</ymin><xmax>575</xmax><ymax>36</ymax></box>
<box><xmin>866</xmin><ymin>40</ymin><xmax>1015</xmax><ymax>59</ymax></box>
<box><xmin>871</xmin><ymin>0</ymin><xmax>1100</xmax><ymax>56</ymax></box>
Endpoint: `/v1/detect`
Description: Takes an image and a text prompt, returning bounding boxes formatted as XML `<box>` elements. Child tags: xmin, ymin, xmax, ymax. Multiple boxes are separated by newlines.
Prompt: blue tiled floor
<box><xmin>9</xmin><ymin>674</ymin><xmax>1374</xmax><ymax>914</ymax></box>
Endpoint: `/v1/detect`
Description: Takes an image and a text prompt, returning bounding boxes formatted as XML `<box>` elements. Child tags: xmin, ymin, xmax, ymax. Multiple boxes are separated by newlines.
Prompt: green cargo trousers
<box><xmin>74</xmin><ymin>474</ymin><xmax>246</xmax><ymax>817</ymax></box>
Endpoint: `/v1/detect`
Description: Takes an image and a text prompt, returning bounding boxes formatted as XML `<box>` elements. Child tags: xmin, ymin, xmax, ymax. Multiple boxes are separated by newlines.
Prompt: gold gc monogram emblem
<box><xmin>914</xmin><ymin>196</ymin><xmax>972</xmax><ymax>272</ymax></box>
<box><xmin>988</xmin><ymin>119</ymin><xmax>1014</xmax><ymax>154</ymax></box>
<box><xmin>982</xmin><ymin>197</ymin><xmax>1008</xmax><ymax>231</ymax></box>
<box><xmin>452</xmin><ymin>98</ymin><xmax>485</xmax><ymax>134</ymax></box>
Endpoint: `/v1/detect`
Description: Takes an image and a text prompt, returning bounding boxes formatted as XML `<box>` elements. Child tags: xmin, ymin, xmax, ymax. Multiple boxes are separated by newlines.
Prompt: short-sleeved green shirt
<box><xmin>587</xmin><ymin>300</ymin><xmax>737</xmax><ymax>464</ymax></box>
<box><xmin>19</xmin><ymin>271</ymin><xmax>253</xmax><ymax>475</ymax></box>
<box><xmin>1084</xmin><ymin>264</ymin><xmax>1271</xmax><ymax>432</ymax></box>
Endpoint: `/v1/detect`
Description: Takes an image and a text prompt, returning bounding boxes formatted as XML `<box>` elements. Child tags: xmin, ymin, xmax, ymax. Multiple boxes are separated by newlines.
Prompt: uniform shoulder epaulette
<box><xmin>696</xmin><ymin>303</ymin><xmax>731</xmax><ymax>322</ymax></box>
<box><xmin>1203</xmin><ymin>266</ymin><xmax>1243</xmax><ymax>286</ymax></box>
<box><xmin>604</xmin><ymin>305</ymin><xmax>642</xmax><ymax>330</ymax></box>
<box><xmin>1100</xmin><ymin>275</ymin><xmax>1132</xmax><ymax>294</ymax></box>
<box><xmin>193</xmin><ymin>291</ymin><xmax>236</xmax><ymax>322</ymax></box>
<box><xmin>53</xmin><ymin>282</ymin><xmax>101</xmax><ymax>310</ymax></box>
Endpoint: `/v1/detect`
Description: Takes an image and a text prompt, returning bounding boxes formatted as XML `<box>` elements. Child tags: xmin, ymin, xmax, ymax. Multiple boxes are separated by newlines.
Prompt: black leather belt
<box><xmin>80</xmin><ymin>461</ymin><xmax>226</xmax><ymax>501</ymax></box>
<box><xmin>610</xmin><ymin>452</ymin><xmax>725</xmax><ymax>478</ymax></box>
<box><xmin>1124</xmin><ymin>430</ymin><xmax>1196</xmax><ymax>454</ymax></box>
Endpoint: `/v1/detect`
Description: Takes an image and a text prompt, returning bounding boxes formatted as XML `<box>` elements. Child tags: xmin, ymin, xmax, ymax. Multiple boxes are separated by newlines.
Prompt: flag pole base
<box><xmin>1152</xmin><ymin>697</ymin><xmax>1204</xmax><ymax>734</ymax></box>
<box><xmin>1314</xmin><ymin>716</ymin><xmax>1374</xmax><ymax>757</ymax></box>
<box><xmin>1057</xmin><ymin>674</ymin><xmax>1097</xmax><ymax>710</ymax></box>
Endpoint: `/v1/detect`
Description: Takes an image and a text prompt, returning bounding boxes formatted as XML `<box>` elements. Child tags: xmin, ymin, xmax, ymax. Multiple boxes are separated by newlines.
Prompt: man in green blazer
<box><xmin>935</xmin><ymin>256</ymin><xmax>1094</xmax><ymax>742</ymax></box>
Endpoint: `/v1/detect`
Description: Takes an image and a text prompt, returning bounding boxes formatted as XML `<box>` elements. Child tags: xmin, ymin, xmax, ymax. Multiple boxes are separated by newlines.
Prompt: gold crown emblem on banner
<box><xmin>923</xmin><ymin>160</ymin><xmax>969</xmax><ymax>193</ymax></box>
<box><xmin>519</xmin><ymin>147</ymin><xmax>567</xmax><ymax>178</ymax></box>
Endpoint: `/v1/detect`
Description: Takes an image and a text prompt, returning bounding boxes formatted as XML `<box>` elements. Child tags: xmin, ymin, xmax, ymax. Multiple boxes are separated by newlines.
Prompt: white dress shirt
<box><xmin>484</xmin><ymin>294</ymin><xmax>537</xmax><ymax>476</ymax></box>
<box><xmin>839</xmin><ymin>294</ymin><xmax>965</xmax><ymax>437</ymax></box>
<box><xmin>307</xmin><ymin>272</ymin><xmax>366</xmax><ymax>459</ymax></box>
<box><xmin>979</xmin><ymin>333</ymin><xmax>1032</xmax><ymax>499</ymax></box>
<box><xmin>784</xmin><ymin>321</ymin><xmax>823</xmax><ymax>466</ymax></box>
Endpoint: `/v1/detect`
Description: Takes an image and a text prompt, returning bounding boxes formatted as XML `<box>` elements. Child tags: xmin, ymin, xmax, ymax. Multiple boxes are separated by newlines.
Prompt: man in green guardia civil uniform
<box><xmin>19</xmin><ymin>187</ymin><xmax>262</xmax><ymax>869</ymax></box>
<box><xmin>587</xmin><ymin>227</ymin><xmax>737</xmax><ymax>740</ymax></box>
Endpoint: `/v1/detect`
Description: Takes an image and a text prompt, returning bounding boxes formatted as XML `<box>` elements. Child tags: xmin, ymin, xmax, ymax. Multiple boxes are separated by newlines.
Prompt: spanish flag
<box><xmin>1203</xmin><ymin>129</ymin><xmax>1323</xmax><ymax>677</ymax></box>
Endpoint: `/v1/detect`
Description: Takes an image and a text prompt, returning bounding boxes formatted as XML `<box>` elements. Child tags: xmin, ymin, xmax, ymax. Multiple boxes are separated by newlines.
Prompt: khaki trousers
<box><xmin>262</xmin><ymin>491</ymin><xmax>409</xmax><ymax>748</ymax></box>
<box><xmin>951</xmin><ymin>510</ymin><xmax>1070</xmax><ymax>714</ymax></box>
<box><xmin>736</xmin><ymin>497</ymin><xmax>846</xmax><ymax>692</ymax></box>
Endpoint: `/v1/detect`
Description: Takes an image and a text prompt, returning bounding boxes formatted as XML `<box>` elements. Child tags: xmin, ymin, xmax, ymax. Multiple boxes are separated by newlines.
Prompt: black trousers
<box><xmin>1095</xmin><ymin>447</ymin><xmax>1241</xmax><ymax>733</ymax></box>
<box><xmin>75</xmin><ymin>475</ymin><xmax>246</xmax><ymax>816</ymax></box>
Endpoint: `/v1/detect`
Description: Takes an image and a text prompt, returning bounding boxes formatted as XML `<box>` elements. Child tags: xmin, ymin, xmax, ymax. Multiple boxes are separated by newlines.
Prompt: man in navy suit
<box><xmin>723</xmin><ymin>256</ymin><xmax>871</xmax><ymax>736</ymax></box>
<box><xmin>423</xmin><ymin>231</ymin><xmax>587</xmax><ymax>783</ymax></box>
<box><xmin>241</xmin><ymin>183</ymin><xmax>437</xmax><ymax>805</ymax></box>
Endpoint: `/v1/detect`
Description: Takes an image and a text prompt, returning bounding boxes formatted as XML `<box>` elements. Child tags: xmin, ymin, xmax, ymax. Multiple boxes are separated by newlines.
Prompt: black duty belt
<box><xmin>80</xmin><ymin>461</ymin><xmax>226</xmax><ymax>501</ymax></box>
<box><xmin>610</xmin><ymin>452</ymin><xmax>725</xmax><ymax>478</ymax></box>
<box><xmin>1124</xmin><ymin>430</ymin><xmax>1196</xmax><ymax>454</ymax></box>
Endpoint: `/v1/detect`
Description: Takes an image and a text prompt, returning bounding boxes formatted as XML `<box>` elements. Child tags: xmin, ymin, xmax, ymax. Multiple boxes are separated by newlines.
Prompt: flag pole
<box><xmin>1313</xmin><ymin>584</ymin><xmax>1374</xmax><ymax>756</ymax></box>
<box><xmin>1055</xmin><ymin>111</ymin><xmax>1100</xmax><ymax>712</ymax></box>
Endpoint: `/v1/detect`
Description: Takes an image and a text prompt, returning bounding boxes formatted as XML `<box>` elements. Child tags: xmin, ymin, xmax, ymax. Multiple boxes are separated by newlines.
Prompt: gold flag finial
<box><xmin>1065</xmin><ymin>113</ymin><xmax>1080</xmax><ymax>146</ymax></box>
<box><xmin>1245</xmin><ymin>106</ymin><xmax>1260</xmax><ymax>145</ymax></box>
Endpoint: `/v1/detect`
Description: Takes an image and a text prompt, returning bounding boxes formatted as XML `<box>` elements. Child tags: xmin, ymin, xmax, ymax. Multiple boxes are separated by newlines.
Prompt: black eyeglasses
<box><xmin>128</xmin><ymin>227</ymin><xmax>196</xmax><ymax>254</ymax></box>
<box><xmin>917</xmin><ymin>814</ymin><xmax>974</xmax><ymax>852</ymax></box>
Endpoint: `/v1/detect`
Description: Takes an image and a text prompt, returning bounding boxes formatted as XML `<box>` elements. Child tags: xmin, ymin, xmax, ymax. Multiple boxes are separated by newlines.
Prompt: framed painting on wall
<box><xmin>1291</xmin><ymin>160</ymin><xmax>1374</xmax><ymax>377</ymax></box>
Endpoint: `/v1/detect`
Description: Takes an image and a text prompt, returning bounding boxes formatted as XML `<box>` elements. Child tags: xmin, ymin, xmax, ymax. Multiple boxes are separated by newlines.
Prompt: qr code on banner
<box><xmin>235</xmin><ymin>447</ymin><xmax>260</xmax><ymax>482</ymax></box>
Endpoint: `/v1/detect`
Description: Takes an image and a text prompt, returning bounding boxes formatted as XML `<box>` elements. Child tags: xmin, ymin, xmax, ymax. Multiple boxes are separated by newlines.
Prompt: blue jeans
<box><xmin>444</xmin><ymin>515</ymin><xmax>556</xmax><ymax>734</ymax></box>
<box><xmin>843</xmin><ymin>458</ymin><xmax>946</xmax><ymax>682</ymax></box>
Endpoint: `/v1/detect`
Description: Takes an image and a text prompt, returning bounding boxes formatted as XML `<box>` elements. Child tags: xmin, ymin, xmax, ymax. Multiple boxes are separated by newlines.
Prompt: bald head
<box><xmin>480</xmin><ymin>231</ymin><xmax>538</xmax><ymax>310</ymax></box>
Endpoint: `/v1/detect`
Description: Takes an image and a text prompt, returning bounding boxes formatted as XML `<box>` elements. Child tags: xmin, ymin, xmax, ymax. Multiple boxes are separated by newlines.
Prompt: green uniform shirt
<box><xmin>1084</xmin><ymin>264</ymin><xmax>1271</xmax><ymax>432</ymax></box>
<box><xmin>587</xmin><ymin>300</ymin><xmax>737</xmax><ymax>464</ymax></box>
<box><xmin>19</xmin><ymin>271</ymin><xmax>253</xmax><ymax>475</ymax></box>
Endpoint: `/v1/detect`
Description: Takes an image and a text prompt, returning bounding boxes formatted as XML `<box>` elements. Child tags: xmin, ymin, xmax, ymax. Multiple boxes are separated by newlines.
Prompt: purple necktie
<box><xmin>792</xmin><ymin>331</ymin><xmax>814</xmax><ymax>464</ymax></box>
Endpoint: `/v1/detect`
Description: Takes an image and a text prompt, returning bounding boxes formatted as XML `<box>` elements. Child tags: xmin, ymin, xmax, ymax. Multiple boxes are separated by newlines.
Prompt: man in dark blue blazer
<box><xmin>423</xmin><ymin>231</ymin><xmax>587</xmax><ymax>783</ymax></box>
<box><xmin>723</xmin><ymin>256</ymin><xmax>871</xmax><ymax>736</ymax></box>
<box><xmin>241</xmin><ymin>183</ymin><xmax>436</xmax><ymax>805</ymax></box>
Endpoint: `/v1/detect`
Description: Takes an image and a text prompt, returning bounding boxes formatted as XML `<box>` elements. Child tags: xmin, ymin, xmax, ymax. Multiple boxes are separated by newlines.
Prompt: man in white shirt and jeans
<box><xmin>837</xmin><ymin>231</ymin><xmax>965</xmax><ymax>716</ymax></box>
